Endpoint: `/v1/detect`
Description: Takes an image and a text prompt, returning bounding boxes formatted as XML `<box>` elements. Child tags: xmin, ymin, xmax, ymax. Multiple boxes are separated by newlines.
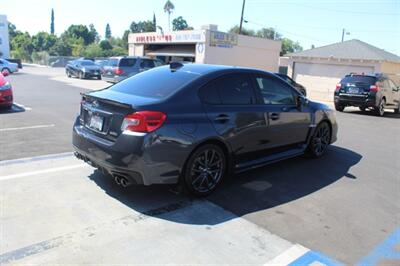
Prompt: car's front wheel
<box><xmin>394</xmin><ymin>103</ymin><xmax>400</xmax><ymax>114</ymax></box>
<box><xmin>307</xmin><ymin>121</ymin><xmax>331</xmax><ymax>158</ymax></box>
<box><xmin>335</xmin><ymin>104</ymin><xmax>344</xmax><ymax>112</ymax></box>
<box><xmin>78</xmin><ymin>71</ymin><xmax>85</xmax><ymax>79</ymax></box>
<box><xmin>183</xmin><ymin>144</ymin><xmax>226</xmax><ymax>197</ymax></box>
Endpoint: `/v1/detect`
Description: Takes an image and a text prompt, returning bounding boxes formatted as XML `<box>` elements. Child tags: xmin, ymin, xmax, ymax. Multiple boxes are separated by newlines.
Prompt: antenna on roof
<box><xmin>170</xmin><ymin>62</ymin><xmax>184</xmax><ymax>72</ymax></box>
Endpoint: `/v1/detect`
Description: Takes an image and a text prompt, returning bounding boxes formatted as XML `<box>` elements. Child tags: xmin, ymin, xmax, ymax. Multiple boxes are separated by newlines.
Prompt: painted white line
<box><xmin>264</xmin><ymin>244</ymin><xmax>309</xmax><ymax>265</ymax></box>
<box><xmin>0</xmin><ymin>124</ymin><xmax>55</xmax><ymax>132</ymax></box>
<box><xmin>0</xmin><ymin>152</ymin><xmax>74</xmax><ymax>166</ymax></box>
<box><xmin>0</xmin><ymin>164</ymin><xmax>86</xmax><ymax>181</ymax></box>
<box><xmin>13</xmin><ymin>102</ymin><xmax>32</xmax><ymax>111</ymax></box>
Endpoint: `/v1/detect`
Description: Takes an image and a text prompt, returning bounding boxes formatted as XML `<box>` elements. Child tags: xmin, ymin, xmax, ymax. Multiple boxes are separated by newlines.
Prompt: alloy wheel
<box><xmin>312</xmin><ymin>123</ymin><xmax>331</xmax><ymax>157</ymax></box>
<box><xmin>189</xmin><ymin>147</ymin><xmax>225</xmax><ymax>194</ymax></box>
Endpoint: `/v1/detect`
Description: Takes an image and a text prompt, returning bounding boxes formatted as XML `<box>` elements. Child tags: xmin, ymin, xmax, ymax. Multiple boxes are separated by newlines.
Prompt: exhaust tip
<box><xmin>114</xmin><ymin>176</ymin><xmax>122</xmax><ymax>185</ymax></box>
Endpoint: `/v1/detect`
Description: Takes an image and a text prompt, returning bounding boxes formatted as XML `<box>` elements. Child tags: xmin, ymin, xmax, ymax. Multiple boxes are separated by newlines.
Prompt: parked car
<box><xmin>73</xmin><ymin>63</ymin><xmax>338</xmax><ymax>196</ymax></box>
<box><xmin>0</xmin><ymin>59</ymin><xmax>19</xmax><ymax>75</ymax></box>
<box><xmin>0</xmin><ymin>72</ymin><xmax>13</xmax><ymax>110</ymax></box>
<box><xmin>5</xmin><ymin>59</ymin><xmax>22</xmax><ymax>69</ymax></box>
<box><xmin>275</xmin><ymin>73</ymin><xmax>307</xmax><ymax>96</ymax></box>
<box><xmin>102</xmin><ymin>56</ymin><xmax>164</xmax><ymax>83</ymax></box>
<box><xmin>334</xmin><ymin>73</ymin><xmax>400</xmax><ymax>116</ymax></box>
<box><xmin>65</xmin><ymin>60</ymin><xmax>102</xmax><ymax>79</ymax></box>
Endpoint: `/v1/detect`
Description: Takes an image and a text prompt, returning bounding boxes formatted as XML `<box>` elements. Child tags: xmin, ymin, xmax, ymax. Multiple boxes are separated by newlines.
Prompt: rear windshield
<box><xmin>109</xmin><ymin>66</ymin><xmax>200</xmax><ymax>99</ymax></box>
<box><xmin>80</xmin><ymin>60</ymin><xmax>95</xmax><ymax>66</ymax></box>
<box><xmin>341</xmin><ymin>76</ymin><xmax>376</xmax><ymax>84</ymax></box>
<box><xmin>119</xmin><ymin>58</ymin><xmax>137</xmax><ymax>67</ymax></box>
<box><xmin>105</xmin><ymin>59</ymin><xmax>118</xmax><ymax>67</ymax></box>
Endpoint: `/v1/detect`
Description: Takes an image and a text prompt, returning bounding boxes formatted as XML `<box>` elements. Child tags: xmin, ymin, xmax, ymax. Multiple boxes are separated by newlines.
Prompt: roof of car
<box><xmin>169</xmin><ymin>63</ymin><xmax>263</xmax><ymax>75</ymax></box>
<box><xmin>288</xmin><ymin>39</ymin><xmax>400</xmax><ymax>63</ymax></box>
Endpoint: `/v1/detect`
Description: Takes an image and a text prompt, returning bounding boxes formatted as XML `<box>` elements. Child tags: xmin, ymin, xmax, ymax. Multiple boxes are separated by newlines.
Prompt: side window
<box><xmin>255</xmin><ymin>75</ymin><xmax>296</xmax><ymax>105</ymax></box>
<box><xmin>199</xmin><ymin>74</ymin><xmax>255</xmax><ymax>105</ymax></box>
<box><xmin>154</xmin><ymin>60</ymin><xmax>164</xmax><ymax>67</ymax></box>
<box><xmin>119</xmin><ymin>58</ymin><xmax>137</xmax><ymax>67</ymax></box>
<box><xmin>140</xmin><ymin>59</ymin><xmax>155</xmax><ymax>69</ymax></box>
<box><xmin>388</xmin><ymin>80</ymin><xmax>397</xmax><ymax>90</ymax></box>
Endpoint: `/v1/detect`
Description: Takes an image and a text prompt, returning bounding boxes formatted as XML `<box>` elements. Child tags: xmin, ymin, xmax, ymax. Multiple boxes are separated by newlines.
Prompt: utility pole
<box><xmin>239</xmin><ymin>0</ymin><xmax>246</xmax><ymax>34</ymax></box>
<box><xmin>341</xmin><ymin>28</ymin><xmax>345</xmax><ymax>42</ymax></box>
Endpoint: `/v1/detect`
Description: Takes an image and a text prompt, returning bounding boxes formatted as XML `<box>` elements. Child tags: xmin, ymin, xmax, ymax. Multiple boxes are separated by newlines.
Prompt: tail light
<box><xmin>114</xmin><ymin>67</ymin><xmax>124</xmax><ymax>75</ymax></box>
<box><xmin>335</xmin><ymin>83</ymin><xmax>342</xmax><ymax>91</ymax></box>
<box><xmin>121</xmin><ymin>111</ymin><xmax>167</xmax><ymax>133</ymax></box>
<box><xmin>369</xmin><ymin>83</ymin><xmax>380</xmax><ymax>93</ymax></box>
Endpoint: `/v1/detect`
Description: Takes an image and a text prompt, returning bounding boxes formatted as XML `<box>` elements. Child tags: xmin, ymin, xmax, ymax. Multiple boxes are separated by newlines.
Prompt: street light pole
<box><xmin>239</xmin><ymin>0</ymin><xmax>246</xmax><ymax>34</ymax></box>
<box><xmin>342</xmin><ymin>28</ymin><xmax>345</xmax><ymax>42</ymax></box>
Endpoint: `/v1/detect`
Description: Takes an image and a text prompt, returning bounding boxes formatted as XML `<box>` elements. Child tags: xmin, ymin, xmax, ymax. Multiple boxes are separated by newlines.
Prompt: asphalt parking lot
<box><xmin>1</xmin><ymin>66</ymin><xmax>399</xmax><ymax>265</ymax></box>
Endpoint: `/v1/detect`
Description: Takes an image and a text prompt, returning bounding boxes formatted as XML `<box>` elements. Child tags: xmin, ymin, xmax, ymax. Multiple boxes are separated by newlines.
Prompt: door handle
<box><xmin>270</xmin><ymin>113</ymin><xmax>280</xmax><ymax>121</ymax></box>
<box><xmin>214</xmin><ymin>114</ymin><xmax>230</xmax><ymax>123</ymax></box>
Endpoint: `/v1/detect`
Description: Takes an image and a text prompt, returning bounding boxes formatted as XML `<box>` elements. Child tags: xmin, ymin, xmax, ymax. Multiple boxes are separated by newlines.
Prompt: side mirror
<box><xmin>296</xmin><ymin>95</ymin><xmax>307</xmax><ymax>109</ymax></box>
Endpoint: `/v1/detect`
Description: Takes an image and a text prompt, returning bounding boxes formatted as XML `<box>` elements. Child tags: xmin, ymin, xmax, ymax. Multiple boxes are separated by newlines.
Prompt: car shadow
<box><xmin>0</xmin><ymin>104</ymin><xmax>26</xmax><ymax>114</ymax></box>
<box><xmin>343</xmin><ymin>109</ymin><xmax>400</xmax><ymax>119</ymax></box>
<box><xmin>87</xmin><ymin>145</ymin><xmax>362</xmax><ymax>225</ymax></box>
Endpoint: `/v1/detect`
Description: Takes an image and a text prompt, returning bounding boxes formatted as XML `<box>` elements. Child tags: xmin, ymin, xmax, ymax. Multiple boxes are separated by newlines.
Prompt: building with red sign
<box><xmin>128</xmin><ymin>25</ymin><xmax>281</xmax><ymax>72</ymax></box>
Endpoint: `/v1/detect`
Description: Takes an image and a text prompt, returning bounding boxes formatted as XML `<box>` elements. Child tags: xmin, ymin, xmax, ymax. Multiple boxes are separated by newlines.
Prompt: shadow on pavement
<box><xmin>342</xmin><ymin>109</ymin><xmax>400</xmax><ymax>119</ymax></box>
<box><xmin>87</xmin><ymin>145</ymin><xmax>362</xmax><ymax>225</ymax></box>
<box><xmin>0</xmin><ymin>104</ymin><xmax>26</xmax><ymax>114</ymax></box>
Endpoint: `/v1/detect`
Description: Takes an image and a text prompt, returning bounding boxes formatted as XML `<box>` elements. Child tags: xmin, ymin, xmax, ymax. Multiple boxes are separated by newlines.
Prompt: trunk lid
<box><xmin>81</xmin><ymin>90</ymin><xmax>159</xmax><ymax>141</ymax></box>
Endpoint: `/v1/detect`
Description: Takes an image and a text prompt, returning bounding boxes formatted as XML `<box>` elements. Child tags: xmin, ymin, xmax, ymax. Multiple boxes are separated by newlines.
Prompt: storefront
<box><xmin>128</xmin><ymin>25</ymin><xmax>281</xmax><ymax>72</ymax></box>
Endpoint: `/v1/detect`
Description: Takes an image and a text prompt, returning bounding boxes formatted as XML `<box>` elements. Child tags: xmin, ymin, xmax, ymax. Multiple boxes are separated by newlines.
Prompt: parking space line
<box><xmin>13</xmin><ymin>102</ymin><xmax>32</xmax><ymax>111</ymax></box>
<box><xmin>265</xmin><ymin>244</ymin><xmax>309</xmax><ymax>265</ymax></box>
<box><xmin>0</xmin><ymin>164</ymin><xmax>86</xmax><ymax>181</ymax></box>
<box><xmin>0</xmin><ymin>152</ymin><xmax>74</xmax><ymax>166</ymax></box>
<box><xmin>0</xmin><ymin>124</ymin><xmax>55</xmax><ymax>132</ymax></box>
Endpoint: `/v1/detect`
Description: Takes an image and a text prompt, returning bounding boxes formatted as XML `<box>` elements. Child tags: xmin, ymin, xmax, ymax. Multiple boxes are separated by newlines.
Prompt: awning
<box><xmin>146</xmin><ymin>46</ymin><xmax>195</xmax><ymax>57</ymax></box>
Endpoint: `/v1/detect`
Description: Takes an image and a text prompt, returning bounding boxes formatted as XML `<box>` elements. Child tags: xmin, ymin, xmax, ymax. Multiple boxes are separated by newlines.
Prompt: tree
<box><xmin>64</xmin><ymin>24</ymin><xmax>95</xmax><ymax>45</ymax></box>
<box><xmin>105</xmin><ymin>23</ymin><xmax>111</xmax><ymax>39</ymax></box>
<box><xmin>163</xmin><ymin>0</ymin><xmax>175</xmax><ymax>31</ymax></box>
<box><xmin>99</xmin><ymin>40</ymin><xmax>112</xmax><ymax>50</ymax></box>
<box><xmin>50</xmin><ymin>8</ymin><xmax>55</xmax><ymax>35</ymax></box>
<box><xmin>172</xmin><ymin>16</ymin><xmax>189</xmax><ymax>31</ymax></box>
<box><xmin>130</xmin><ymin>20</ymin><xmax>156</xmax><ymax>33</ymax></box>
<box><xmin>281</xmin><ymin>38</ymin><xmax>303</xmax><ymax>56</ymax></box>
<box><xmin>122</xmin><ymin>30</ymin><xmax>130</xmax><ymax>49</ymax></box>
<box><xmin>8</xmin><ymin>22</ymin><xmax>17</xmax><ymax>39</ymax></box>
<box><xmin>228</xmin><ymin>25</ymin><xmax>255</xmax><ymax>36</ymax></box>
<box><xmin>89</xmin><ymin>24</ymin><xmax>99</xmax><ymax>43</ymax></box>
<box><xmin>256</xmin><ymin>27</ymin><xmax>281</xmax><ymax>40</ymax></box>
<box><xmin>48</xmin><ymin>38</ymin><xmax>72</xmax><ymax>56</ymax></box>
<box><xmin>32</xmin><ymin>32</ymin><xmax>57</xmax><ymax>52</ymax></box>
<box><xmin>153</xmin><ymin>13</ymin><xmax>157</xmax><ymax>30</ymax></box>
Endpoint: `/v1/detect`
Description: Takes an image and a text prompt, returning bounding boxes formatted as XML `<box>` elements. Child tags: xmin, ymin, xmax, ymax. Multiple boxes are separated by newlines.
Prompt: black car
<box><xmin>334</xmin><ymin>73</ymin><xmax>400</xmax><ymax>116</ymax></box>
<box><xmin>275</xmin><ymin>73</ymin><xmax>307</xmax><ymax>96</ymax></box>
<box><xmin>66</xmin><ymin>60</ymin><xmax>102</xmax><ymax>80</ymax></box>
<box><xmin>73</xmin><ymin>63</ymin><xmax>338</xmax><ymax>196</ymax></box>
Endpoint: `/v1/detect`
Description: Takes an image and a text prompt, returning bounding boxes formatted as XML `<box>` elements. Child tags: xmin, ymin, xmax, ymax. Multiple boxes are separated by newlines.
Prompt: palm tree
<box><xmin>163</xmin><ymin>0</ymin><xmax>175</xmax><ymax>31</ymax></box>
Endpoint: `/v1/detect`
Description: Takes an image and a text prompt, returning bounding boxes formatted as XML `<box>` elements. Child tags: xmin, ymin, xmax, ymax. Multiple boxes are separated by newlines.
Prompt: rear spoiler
<box><xmin>80</xmin><ymin>92</ymin><xmax>133</xmax><ymax>110</ymax></box>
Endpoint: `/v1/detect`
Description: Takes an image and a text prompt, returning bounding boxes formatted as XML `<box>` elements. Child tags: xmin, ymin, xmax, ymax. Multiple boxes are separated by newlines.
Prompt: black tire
<box><xmin>307</xmin><ymin>121</ymin><xmax>331</xmax><ymax>158</ymax></box>
<box><xmin>66</xmin><ymin>70</ymin><xmax>71</xmax><ymax>78</ymax></box>
<box><xmin>394</xmin><ymin>103</ymin><xmax>400</xmax><ymax>114</ymax></box>
<box><xmin>97</xmin><ymin>75</ymin><xmax>102</xmax><ymax>80</ymax></box>
<box><xmin>335</xmin><ymin>104</ymin><xmax>344</xmax><ymax>112</ymax></box>
<box><xmin>78</xmin><ymin>71</ymin><xmax>84</xmax><ymax>79</ymax></box>
<box><xmin>1</xmin><ymin>104</ymin><xmax>12</xmax><ymax>111</ymax></box>
<box><xmin>374</xmin><ymin>99</ymin><xmax>386</xmax><ymax>116</ymax></box>
<box><xmin>183</xmin><ymin>144</ymin><xmax>226</xmax><ymax>197</ymax></box>
<box><xmin>359</xmin><ymin>107</ymin><xmax>366</xmax><ymax>112</ymax></box>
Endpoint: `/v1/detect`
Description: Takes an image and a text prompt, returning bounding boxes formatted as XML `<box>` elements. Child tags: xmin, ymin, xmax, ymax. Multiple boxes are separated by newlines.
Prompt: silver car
<box><xmin>0</xmin><ymin>59</ymin><xmax>19</xmax><ymax>75</ymax></box>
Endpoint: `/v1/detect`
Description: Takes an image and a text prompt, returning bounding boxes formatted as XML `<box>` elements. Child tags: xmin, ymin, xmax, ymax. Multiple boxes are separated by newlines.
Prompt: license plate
<box><xmin>88</xmin><ymin>114</ymin><xmax>104</xmax><ymax>131</ymax></box>
<box><xmin>348</xmin><ymin>87</ymin><xmax>359</xmax><ymax>93</ymax></box>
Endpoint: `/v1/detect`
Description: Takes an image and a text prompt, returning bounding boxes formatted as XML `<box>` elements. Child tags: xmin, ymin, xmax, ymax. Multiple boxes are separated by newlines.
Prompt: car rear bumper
<box><xmin>334</xmin><ymin>94</ymin><xmax>377</xmax><ymax>107</ymax></box>
<box><xmin>101</xmin><ymin>75</ymin><xmax>126</xmax><ymax>83</ymax></box>
<box><xmin>72</xmin><ymin>117</ymin><xmax>182</xmax><ymax>186</ymax></box>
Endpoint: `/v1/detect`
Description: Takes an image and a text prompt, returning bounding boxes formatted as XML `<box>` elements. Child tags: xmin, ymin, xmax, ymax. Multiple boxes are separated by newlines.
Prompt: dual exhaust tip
<box><xmin>114</xmin><ymin>175</ymin><xmax>131</xmax><ymax>188</ymax></box>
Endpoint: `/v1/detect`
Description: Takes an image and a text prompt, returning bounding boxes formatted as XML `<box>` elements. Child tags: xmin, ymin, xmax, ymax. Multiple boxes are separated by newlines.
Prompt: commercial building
<box><xmin>128</xmin><ymin>25</ymin><xmax>281</xmax><ymax>72</ymax></box>
<box><xmin>286</xmin><ymin>39</ymin><xmax>400</xmax><ymax>101</ymax></box>
<box><xmin>0</xmin><ymin>15</ymin><xmax>10</xmax><ymax>58</ymax></box>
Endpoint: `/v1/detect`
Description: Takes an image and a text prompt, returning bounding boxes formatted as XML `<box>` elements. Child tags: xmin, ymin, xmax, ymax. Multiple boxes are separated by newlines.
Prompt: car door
<box><xmin>199</xmin><ymin>73</ymin><xmax>269</xmax><ymax>164</ymax></box>
<box><xmin>252</xmin><ymin>74</ymin><xmax>311</xmax><ymax>149</ymax></box>
<box><xmin>388</xmin><ymin>79</ymin><xmax>399</xmax><ymax>106</ymax></box>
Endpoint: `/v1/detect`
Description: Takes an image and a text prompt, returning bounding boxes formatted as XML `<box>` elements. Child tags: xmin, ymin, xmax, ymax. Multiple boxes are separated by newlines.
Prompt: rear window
<box><xmin>341</xmin><ymin>76</ymin><xmax>376</xmax><ymax>84</ymax></box>
<box><xmin>107</xmin><ymin>59</ymin><xmax>119</xmax><ymax>67</ymax></box>
<box><xmin>80</xmin><ymin>61</ymin><xmax>95</xmax><ymax>66</ymax></box>
<box><xmin>119</xmin><ymin>58</ymin><xmax>137</xmax><ymax>67</ymax></box>
<box><xmin>109</xmin><ymin>66</ymin><xmax>199</xmax><ymax>99</ymax></box>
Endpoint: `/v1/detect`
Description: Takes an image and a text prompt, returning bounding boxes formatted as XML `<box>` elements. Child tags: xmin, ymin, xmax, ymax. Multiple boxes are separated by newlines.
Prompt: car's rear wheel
<box><xmin>307</xmin><ymin>121</ymin><xmax>331</xmax><ymax>158</ymax></box>
<box><xmin>78</xmin><ymin>71</ymin><xmax>84</xmax><ymax>79</ymax></box>
<box><xmin>359</xmin><ymin>107</ymin><xmax>366</xmax><ymax>112</ymax></box>
<box><xmin>335</xmin><ymin>104</ymin><xmax>344</xmax><ymax>112</ymax></box>
<box><xmin>66</xmin><ymin>70</ymin><xmax>71</xmax><ymax>78</ymax></box>
<box><xmin>394</xmin><ymin>103</ymin><xmax>400</xmax><ymax>114</ymax></box>
<box><xmin>375</xmin><ymin>99</ymin><xmax>386</xmax><ymax>116</ymax></box>
<box><xmin>97</xmin><ymin>75</ymin><xmax>101</xmax><ymax>80</ymax></box>
<box><xmin>183</xmin><ymin>144</ymin><xmax>226</xmax><ymax>197</ymax></box>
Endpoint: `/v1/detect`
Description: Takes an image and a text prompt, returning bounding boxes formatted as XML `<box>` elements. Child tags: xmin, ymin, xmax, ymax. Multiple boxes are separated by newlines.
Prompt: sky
<box><xmin>1</xmin><ymin>0</ymin><xmax>399</xmax><ymax>54</ymax></box>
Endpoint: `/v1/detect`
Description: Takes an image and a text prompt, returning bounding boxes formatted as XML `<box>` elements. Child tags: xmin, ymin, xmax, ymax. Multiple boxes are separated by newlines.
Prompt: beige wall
<box><xmin>203</xmin><ymin>33</ymin><xmax>281</xmax><ymax>72</ymax></box>
<box><xmin>380</xmin><ymin>62</ymin><xmax>400</xmax><ymax>85</ymax></box>
<box><xmin>287</xmin><ymin>57</ymin><xmax>383</xmax><ymax>102</ymax></box>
